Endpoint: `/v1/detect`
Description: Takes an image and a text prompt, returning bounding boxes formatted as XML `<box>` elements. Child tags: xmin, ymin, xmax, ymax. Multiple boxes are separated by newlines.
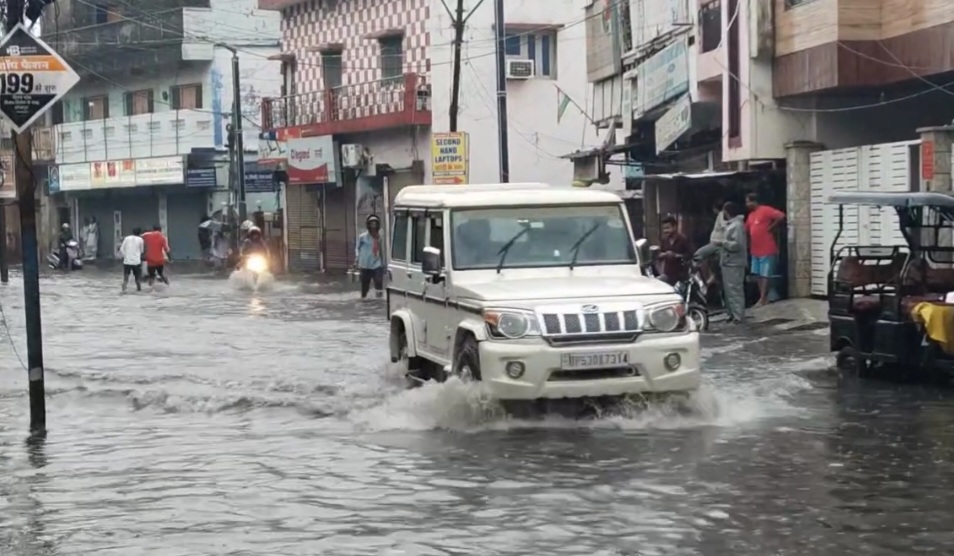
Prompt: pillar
<box><xmin>785</xmin><ymin>140</ymin><xmax>823</xmax><ymax>298</ymax></box>
<box><xmin>917</xmin><ymin>126</ymin><xmax>954</xmax><ymax>192</ymax></box>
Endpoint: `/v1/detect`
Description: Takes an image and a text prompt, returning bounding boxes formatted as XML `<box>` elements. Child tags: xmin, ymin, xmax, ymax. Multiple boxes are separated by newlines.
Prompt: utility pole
<box><xmin>229</xmin><ymin>48</ymin><xmax>247</xmax><ymax>224</ymax></box>
<box><xmin>492</xmin><ymin>0</ymin><xmax>510</xmax><ymax>182</ymax></box>
<box><xmin>6</xmin><ymin>0</ymin><xmax>46</xmax><ymax>436</ymax></box>
<box><xmin>445</xmin><ymin>0</ymin><xmax>487</xmax><ymax>132</ymax></box>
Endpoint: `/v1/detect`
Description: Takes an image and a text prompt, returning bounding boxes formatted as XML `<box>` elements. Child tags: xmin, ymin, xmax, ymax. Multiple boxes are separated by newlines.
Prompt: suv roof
<box><xmin>394</xmin><ymin>183</ymin><xmax>624</xmax><ymax>209</ymax></box>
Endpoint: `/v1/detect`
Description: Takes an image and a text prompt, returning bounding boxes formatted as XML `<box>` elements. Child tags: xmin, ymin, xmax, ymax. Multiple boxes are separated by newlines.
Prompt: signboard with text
<box><xmin>654</xmin><ymin>95</ymin><xmax>692</xmax><ymax>154</ymax></box>
<box><xmin>431</xmin><ymin>132</ymin><xmax>469</xmax><ymax>185</ymax></box>
<box><xmin>55</xmin><ymin>156</ymin><xmax>184</xmax><ymax>191</ymax></box>
<box><xmin>635</xmin><ymin>38</ymin><xmax>689</xmax><ymax>118</ymax></box>
<box><xmin>286</xmin><ymin>135</ymin><xmax>335</xmax><ymax>184</ymax></box>
<box><xmin>0</xmin><ymin>24</ymin><xmax>80</xmax><ymax>133</ymax></box>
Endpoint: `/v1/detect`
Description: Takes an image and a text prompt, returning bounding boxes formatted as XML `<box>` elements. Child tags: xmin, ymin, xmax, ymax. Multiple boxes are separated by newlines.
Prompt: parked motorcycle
<box><xmin>674</xmin><ymin>260</ymin><xmax>711</xmax><ymax>331</ymax></box>
<box><xmin>47</xmin><ymin>240</ymin><xmax>83</xmax><ymax>271</ymax></box>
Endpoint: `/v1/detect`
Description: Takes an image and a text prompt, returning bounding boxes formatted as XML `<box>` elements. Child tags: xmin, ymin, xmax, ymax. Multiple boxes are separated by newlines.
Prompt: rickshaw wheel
<box><xmin>836</xmin><ymin>346</ymin><xmax>868</xmax><ymax>376</ymax></box>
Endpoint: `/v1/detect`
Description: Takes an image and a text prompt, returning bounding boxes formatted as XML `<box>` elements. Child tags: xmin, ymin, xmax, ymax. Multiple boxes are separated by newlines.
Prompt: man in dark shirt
<box><xmin>657</xmin><ymin>215</ymin><xmax>693</xmax><ymax>285</ymax></box>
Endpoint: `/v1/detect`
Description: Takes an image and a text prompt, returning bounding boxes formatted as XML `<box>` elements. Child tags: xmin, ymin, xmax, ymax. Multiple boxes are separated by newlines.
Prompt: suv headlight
<box><xmin>646</xmin><ymin>303</ymin><xmax>686</xmax><ymax>333</ymax></box>
<box><xmin>483</xmin><ymin>309</ymin><xmax>542</xmax><ymax>339</ymax></box>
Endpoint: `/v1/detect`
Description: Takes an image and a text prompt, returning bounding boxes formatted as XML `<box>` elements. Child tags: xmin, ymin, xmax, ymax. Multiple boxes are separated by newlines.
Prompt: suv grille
<box><xmin>541</xmin><ymin>310</ymin><xmax>641</xmax><ymax>335</ymax></box>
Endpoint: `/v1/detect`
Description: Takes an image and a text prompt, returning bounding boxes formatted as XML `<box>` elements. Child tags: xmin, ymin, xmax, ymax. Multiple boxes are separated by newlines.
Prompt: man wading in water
<box><xmin>354</xmin><ymin>214</ymin><xmax>384</xmax><ymax>299</ymax></box>
<box><xmin>118</xmin><ymin>228</ymin><xmax>145</xmax><ymax>292</ymax></box>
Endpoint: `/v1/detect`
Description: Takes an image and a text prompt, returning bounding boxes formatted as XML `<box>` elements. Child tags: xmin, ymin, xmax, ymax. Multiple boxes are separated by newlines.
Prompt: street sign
<box><xmin>655</xmin><ymin>94</ymin><xmax>692</xmax><ymax>154</ymax></box>
<box><xmin>432</xmin><ymin>131</ymin><xmax>469</xmax><ymax>185</ymax></box>
<box><xmin>0</xmin><ymin>23</ymin><xmax>80</xmax><ymax>134</ymax></box>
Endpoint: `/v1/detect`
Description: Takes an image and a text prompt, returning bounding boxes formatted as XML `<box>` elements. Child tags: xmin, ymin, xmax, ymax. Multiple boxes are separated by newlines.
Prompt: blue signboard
<box><xmin>186</xmin><ymin>168</ymin><xmax>217</xmax><ymax>187</ymax></box>
<box><xmin>245</xmin><ymin>170</ymin><xmax>275</xmax><ymax>193</ymax></box>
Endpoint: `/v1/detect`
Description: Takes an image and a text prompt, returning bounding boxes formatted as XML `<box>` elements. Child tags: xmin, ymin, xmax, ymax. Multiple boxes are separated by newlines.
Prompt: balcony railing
<box><xmin>261</xmin><ymin>73</ymin><xmax>431</xmax><ymax>134</ymax></box>
<box><xmin>54</xmin><ymin>111</ymin><xmax>217</xmax><ymax>165</ymax></box>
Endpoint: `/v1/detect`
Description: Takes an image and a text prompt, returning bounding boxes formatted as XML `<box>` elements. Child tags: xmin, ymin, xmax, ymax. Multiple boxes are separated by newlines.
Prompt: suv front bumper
<box><xmin>477</xmin><ymin>332</ymin><xmax>701</xmax><ymax>400</ymax></box>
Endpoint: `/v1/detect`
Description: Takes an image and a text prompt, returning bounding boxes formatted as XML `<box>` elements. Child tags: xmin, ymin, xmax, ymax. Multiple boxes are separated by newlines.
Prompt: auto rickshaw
<box><xmin>828</xmin><ymin>191</ymin><xmax>954</xmax><ymax>380</ymax></box>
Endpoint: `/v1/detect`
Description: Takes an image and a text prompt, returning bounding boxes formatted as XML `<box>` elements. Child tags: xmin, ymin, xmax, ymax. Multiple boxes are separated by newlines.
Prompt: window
<box><xmin>450</xmin><ymin>205</ymin><xmax>636</xmax><ymax>270</ymax></box>
<box><xmin>379</xmin><ymin>36</ymin><xmax>404</xmax><ymax>83</ymax></box>
<box><xmin>83</xmin><ymin>95</ymin><xmax>108</xmax><ymax>120</ymax></box>
<box><xmin>322</xmin><ymin>50</ymin><xmax>343</xmax><ymax>89</ymax></box>
<box><xmin>391</xmin><ymin>211</ymin><xmax>408</xmax><ymax>261</ymax></box>
<box><xmin>171</xmin><ymin>83</ymin><xmax>202</xmax><ymax>110</ymax></box>
<box><xmin>726</xmin><ymin>0</ymin><xmax>741</xmax><ymax>142</ymax></box>
<box><xmin>429</xmin><ymin>214</ymin><xmax>443</xmax><ymax>254</ymax></box>
<box><xmin>784</xmin><ymin>0</ymin><xmax>816</xmax><ymax>7</ymax></box>
<box><xmin>700</xmin><ymin>1</ymin><xmax>721</xmax><ymax>53</ymax></box>
<box><xmin>91</xmin><ymin>4</ymin><xmax>108</xmax><ymax>24</ymax></box>
<box><xmin>503</xmin><ymin>31</ymin><xmax>557</xmax><ymax>78</ymax></box>
<box><xmin>124</xmin><ymin>89</ymin><xmax>154</xmax><ymax>116</ymax></box>
<box><xmin>410</xmin><ymin>212</ymin><xmax>427</xmax><ymax>264</ymax></box>
<box><xmin>50</xmin><ymin>102</ymin><xmax>64</xmax><ymax>125</ymax></box>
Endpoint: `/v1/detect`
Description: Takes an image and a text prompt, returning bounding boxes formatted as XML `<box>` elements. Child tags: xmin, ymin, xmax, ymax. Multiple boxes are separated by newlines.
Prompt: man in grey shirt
<box><xmin>719</xmin><ymin>201</ymin><xmax>748</xmax><ymax>324</ymax></box>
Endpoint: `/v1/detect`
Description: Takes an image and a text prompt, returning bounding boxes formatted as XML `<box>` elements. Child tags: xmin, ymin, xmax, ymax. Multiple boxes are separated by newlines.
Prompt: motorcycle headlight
<box><xmin>483</xmin><ymin>309</ymin><xmax>542</xmax><ymax>339</ymax></box>
<box><xmin>246</xmin><ymin>255</ymin><xmax>268</xmax><ymax>273</ymax></box>
<box><xmin>647</xmin><ymin>303</ymin><xmax>686</xmax><ymax>333</ymax></box>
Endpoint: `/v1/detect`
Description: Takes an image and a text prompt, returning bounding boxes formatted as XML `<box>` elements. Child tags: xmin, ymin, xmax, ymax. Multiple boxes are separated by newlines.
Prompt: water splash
<box><xmin>229</xmin><ymin>269</ymin><xmax>275</xmax><ymax>291</ymax></box>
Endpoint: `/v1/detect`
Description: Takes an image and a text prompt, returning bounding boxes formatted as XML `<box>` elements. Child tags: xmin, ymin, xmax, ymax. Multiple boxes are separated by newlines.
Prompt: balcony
<box><xmin>54</xmin><ymin>111</ymin><xmax>217</xmax><ymax>165</ymax></box>
<box><xmin>261</xmin><ymin>73</ymin><xmax>431</xmax><ymax>136</ymax></box>
<box><xmin>55</xmin><ymin>5</ymin><xmax>209</xmax><ymax>79</ymax></box>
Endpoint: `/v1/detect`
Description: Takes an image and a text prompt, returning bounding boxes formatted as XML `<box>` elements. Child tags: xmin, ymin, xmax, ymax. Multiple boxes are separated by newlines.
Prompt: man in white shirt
<box><xmin>119</xmin><ymin>227</ymin><xmax>145</xmax><ymax>292</ymax></box>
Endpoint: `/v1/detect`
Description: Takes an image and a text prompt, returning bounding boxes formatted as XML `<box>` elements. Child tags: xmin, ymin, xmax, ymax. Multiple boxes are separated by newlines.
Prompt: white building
<box><xmin>429</xmin><ymin>0</ymin><xmax>612</xmax><ymax>187</ymax></box>
<box><xmin>44</xmin><ymin>0</ymin><xmax>280</xmax><ymax>259</ymax></box>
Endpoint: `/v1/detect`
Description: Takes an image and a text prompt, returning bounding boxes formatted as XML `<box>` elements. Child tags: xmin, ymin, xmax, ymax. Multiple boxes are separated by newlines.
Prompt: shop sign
<box><xmin>654</xmin><ymin>95</ymin><xmax>692</xmax><ymax>154</ymax></box>
<box><xmin>186</xmin><ymin>168</ymin><xmax>217</xmax><ymax>187</ymax></box>
<box><xmin>91</xmin><ymin>159</ymin><xmax>135</xmax><ymax>187</ymax></box>
<box><xmin>57</xmin><ymin>162</ymin><xmax>91</xmax><ymax>191</ymax></box>
<box><xmin>245</xmin><ymin>168</ymin><xmax>275</xmax><ymax>193</ymax></box>
<box><xmin>635</xmin><ymin>38</ymin><xmax>689</xmax><ymax>118</ymax></box>
<box><xmin>135</xmin><ymin>156</ymin><xmax>184</xmax><ymax>186</ymax></box>
<box><xmin>286</xmin><ymin>135</ymin><xmax>335</xmax><ymax>184</ymax></box>
<box><xmin>431</xmin><ymin>132</ymin><xmax>469</xmax><ymax>184</ymax></box>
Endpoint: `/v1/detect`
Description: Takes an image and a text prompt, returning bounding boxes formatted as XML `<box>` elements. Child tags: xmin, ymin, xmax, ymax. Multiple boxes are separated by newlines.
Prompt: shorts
<box><xmin>123</xmin><ymin>264</ymin><xmax>142</xmax><ymax>279</ymax></box>
<box><xmin>147</xmin><ymin>264</ymin><xmax>165</xmax><ymax>278</ymax></box>
<box><xmin>750</xmin><ymin>255</ymin><xmax>777</xmax><ymax>278</ymax></box>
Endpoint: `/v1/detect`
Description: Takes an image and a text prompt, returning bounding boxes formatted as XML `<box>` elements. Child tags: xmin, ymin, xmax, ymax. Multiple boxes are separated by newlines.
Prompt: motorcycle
<box><xmin>47</xmin><ymin>240</ymin><xmax>83</xmax><ymax>271</ymax></box>
<box><xmin>674</xmin><ymin>259</ymin><xmax>711</xmax><ymax>331</ymax></box>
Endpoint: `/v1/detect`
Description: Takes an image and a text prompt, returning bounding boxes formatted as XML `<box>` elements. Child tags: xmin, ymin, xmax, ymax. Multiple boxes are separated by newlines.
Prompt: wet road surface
<box><xmin>2</xmin><ymin>270</ymin><xmax>954</xmax><ymax>555</ymax></box>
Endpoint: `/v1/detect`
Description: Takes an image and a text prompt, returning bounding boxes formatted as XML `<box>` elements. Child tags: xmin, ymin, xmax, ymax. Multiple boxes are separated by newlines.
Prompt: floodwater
<box><xmin>1</xmin><ymin>270</ymin><xmax>954</xmax><ymax>555</ymax></box>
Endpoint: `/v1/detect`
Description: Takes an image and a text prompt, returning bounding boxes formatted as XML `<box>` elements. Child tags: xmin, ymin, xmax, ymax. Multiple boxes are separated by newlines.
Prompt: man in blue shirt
<box><xmin>355</xmin><ymin>214</ymin><xmax>384</xmax><ymax>298</ymax></box>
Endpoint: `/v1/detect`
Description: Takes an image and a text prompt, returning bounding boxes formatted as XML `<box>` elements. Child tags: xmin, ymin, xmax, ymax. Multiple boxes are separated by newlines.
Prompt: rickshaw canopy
<box><xmin>827</xmin><ymin>191</ymin><xmax>954</xmax><ymax>208</ymax></box>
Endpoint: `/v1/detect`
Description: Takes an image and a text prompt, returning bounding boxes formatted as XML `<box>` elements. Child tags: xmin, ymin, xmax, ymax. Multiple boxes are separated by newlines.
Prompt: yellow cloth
<box><xmin>912</xmin><ymin>302</ymin><xmax>954</xmax><ymax>355</ymax></box>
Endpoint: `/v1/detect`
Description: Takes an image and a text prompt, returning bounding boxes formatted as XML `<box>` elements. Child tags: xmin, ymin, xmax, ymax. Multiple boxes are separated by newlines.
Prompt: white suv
<box><xmin>386</xmin><ymin>183</ymin><xmax>700</xmax><ymax>401</ymax></box>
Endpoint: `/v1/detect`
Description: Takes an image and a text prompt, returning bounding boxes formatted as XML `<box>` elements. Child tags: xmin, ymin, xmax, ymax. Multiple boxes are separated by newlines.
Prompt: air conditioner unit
<box><xmin>341</xmin><ymin>144</ymin><xmax>365</xmax><ymax>168</ymax></box>
<box><xmin>506</xmin><ymin>59</ymin><xmax>534</xmax><ymax>79</ymax></box>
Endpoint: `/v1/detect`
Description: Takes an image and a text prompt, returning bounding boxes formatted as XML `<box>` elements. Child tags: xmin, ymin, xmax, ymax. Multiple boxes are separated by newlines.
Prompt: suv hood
<box><xmin>459</xmin><ymin>276</ymin><xmax>677</xmax><ymax>303</ymax></box>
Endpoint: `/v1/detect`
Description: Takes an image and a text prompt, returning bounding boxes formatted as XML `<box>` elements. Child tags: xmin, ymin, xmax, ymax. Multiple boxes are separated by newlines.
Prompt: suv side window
<box><xmin>391</xmin><ymin>211</ymin><xmax>408</xmax><ymax>261</ymax></box>
<box><xmin>428</xmin><ymin>213</ymin><xmax>444</xmax><ymax>267</ymax></box>
<box><xmin>411</xmin><ymin>212</ymin><xmax>427</xmax><ymax>264</ymax></box>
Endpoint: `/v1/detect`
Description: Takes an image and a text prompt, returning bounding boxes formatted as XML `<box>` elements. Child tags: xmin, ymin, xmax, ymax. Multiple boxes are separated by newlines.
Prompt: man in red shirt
<box><xmin>142</xmin><ymin>224</ymin><xmax>171</xmax><ymax>286</ymax></box>
<box><xmin>744</xmin><ymin>193</ymin><xmax>785</xmax><ymax>306</ymax></box>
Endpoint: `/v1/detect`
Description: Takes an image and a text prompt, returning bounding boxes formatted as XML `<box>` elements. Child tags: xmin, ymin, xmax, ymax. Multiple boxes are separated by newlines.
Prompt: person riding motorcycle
<box><xmin>239</xmin><ymin>226</ymin><xmax>269</xmax><ymax>269</ymax></box>
<box><xmin>58</xmin><ymin>223</ymin><xmax>73</xmax><ymax>270</ymax></box>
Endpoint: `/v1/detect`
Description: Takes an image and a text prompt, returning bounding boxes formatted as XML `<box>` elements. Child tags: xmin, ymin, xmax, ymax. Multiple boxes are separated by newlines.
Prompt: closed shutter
<box><xmin>285</xmin><ymin>183</ymin><xmax>320</xmax><ymax>272</ymax></box>
<box><xmin>809</xmin><ymin>140</ymin><xmax>915</xmax><ymax>295</ymax></box>
<box><xmin>323</xmin><ymin>183</ymin><xmax>352</xmax><ymax>272</ymax></box>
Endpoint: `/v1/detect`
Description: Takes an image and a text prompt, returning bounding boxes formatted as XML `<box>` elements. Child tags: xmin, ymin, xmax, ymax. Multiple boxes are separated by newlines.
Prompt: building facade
<box><xmin>258</xmin><ymin>0</ymin><xmax>431</xmax><ymax>273</ymax></box>
<box><xmin>430</xmin><ymin>0</ymin><xmax>608</xmax><ymax>187</ymax></box>
<box><xmin>43</xmin><ymin>0</ymin><xmax>280</xmax><ymax>261</ymax></box>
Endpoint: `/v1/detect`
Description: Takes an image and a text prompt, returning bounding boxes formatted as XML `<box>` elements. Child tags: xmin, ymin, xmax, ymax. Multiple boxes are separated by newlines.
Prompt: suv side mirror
<box><xmin>635</xmin><ymin>239</ymin><xmax>652</xmax><ymax>267</ymax></box>
<box><xmin>422</xmin><ymin>246</ymin><xmax>442</xmax><ymax>276</ymax></box>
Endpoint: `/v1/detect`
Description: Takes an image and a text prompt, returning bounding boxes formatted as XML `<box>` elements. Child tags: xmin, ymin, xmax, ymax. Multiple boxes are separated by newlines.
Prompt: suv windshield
<box><xmin>451</xmin><ymin>205</ymin><xmax>636</xmax><ymax>270</ymax></box>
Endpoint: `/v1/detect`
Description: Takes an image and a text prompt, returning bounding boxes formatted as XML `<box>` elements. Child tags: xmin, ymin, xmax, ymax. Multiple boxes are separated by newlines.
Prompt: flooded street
<box><xmin>2</xmin><ymin>270</ymin><xmax>954</xmax><ymax>555</ymax></box>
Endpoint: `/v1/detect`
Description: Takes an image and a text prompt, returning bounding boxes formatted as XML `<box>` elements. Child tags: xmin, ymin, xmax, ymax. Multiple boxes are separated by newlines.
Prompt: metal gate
<box><xmin>285</xmin><ymin>183</ymin><xmax>320</xmax><ymax>273</ymax></box>
<box><xmin>809</xmin><ymin>140</ymin><xmax>916</xmax><ymax>295</ymax></box>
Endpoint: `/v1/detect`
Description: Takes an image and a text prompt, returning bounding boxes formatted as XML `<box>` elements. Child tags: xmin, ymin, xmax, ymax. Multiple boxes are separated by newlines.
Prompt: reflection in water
<box><xmin>0</xmin><ymin>270</ymin><xmax>952</xmax><ymax>554</ymax></box>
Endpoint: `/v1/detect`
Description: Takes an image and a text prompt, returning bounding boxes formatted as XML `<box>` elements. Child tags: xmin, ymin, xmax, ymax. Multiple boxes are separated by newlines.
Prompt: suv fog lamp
<box><xmin>664</xmin><ymin>353</ymin><xmax>681</xmax><ymax>371</ymax></box>
<box><xmin>505</xmin><ymin>361</ymin><xmax>526</xmax><ymax>379</ymax></box>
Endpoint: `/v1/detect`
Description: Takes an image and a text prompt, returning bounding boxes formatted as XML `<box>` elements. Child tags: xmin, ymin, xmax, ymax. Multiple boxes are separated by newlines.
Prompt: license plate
<box><xmin>561</xmin><ymin>351</ymin><xmax>630</xmax><ymax>370</ymax></box>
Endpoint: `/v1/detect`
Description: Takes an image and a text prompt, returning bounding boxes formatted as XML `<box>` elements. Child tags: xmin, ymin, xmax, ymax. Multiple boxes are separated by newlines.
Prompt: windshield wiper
<box><xmin>568</xmin><ymin>223</ymin><xmax>601</xmax><ymax>270</ymax></box>
<box><xmin>496</xmin><ymin>226</ymin><xmax>531</xmax><ymax>273</ymax></box>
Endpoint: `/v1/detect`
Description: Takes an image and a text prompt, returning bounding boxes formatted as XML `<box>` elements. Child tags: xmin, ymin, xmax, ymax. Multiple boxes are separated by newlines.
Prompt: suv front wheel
<box><xmin>453</xmin><ymin>335</ymin><xmax>482</xmax><ymax>382</ymax></box>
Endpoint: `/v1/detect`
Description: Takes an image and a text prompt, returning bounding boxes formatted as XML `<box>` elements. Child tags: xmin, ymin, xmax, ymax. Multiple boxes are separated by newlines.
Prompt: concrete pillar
<box><xmin>785</xmin><ymin>140</ymin><xmax>824</xmax><ymax>298</ymax></box>
<box><xmin>917</xmin><ymin>126</ymin><xmax>954</xmax><ymax>192</ymax></box>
